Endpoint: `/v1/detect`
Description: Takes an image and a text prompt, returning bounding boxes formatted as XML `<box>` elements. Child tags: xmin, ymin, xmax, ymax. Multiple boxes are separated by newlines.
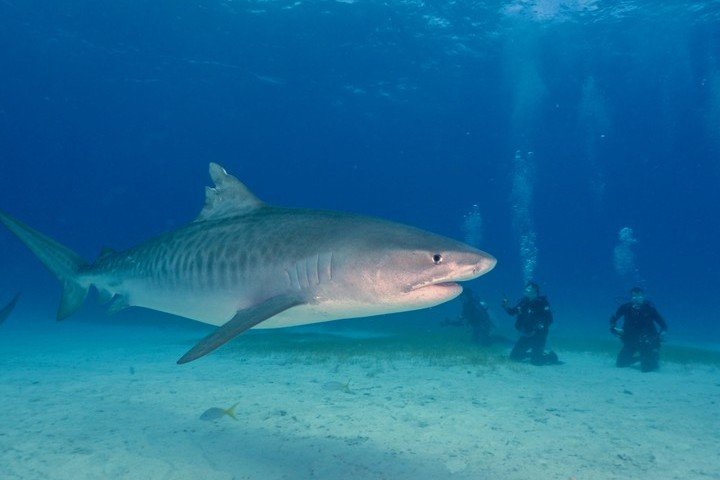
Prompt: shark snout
<box><xmin>454</xmin><ymin>250</ymin><xmax>496</xmax><ymax>282</ymax></box>
<box><xmin>473</xmin><ymin>252</ymin><xmax>497</xmax><ymax>275</ymax></box>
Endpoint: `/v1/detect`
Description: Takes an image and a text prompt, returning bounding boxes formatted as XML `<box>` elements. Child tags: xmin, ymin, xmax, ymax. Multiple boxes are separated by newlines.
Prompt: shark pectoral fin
<box><xmin>177</xmin><ymin>293</ymin><xmax>305</xmax><ymax>365</ymax></box>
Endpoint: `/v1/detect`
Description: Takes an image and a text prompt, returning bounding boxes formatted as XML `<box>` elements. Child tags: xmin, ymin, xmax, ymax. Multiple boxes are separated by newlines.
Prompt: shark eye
<box><xmin>432</xmin><ymin>253</ymin><xmax>443</xmax><ymax>265</ymax></box>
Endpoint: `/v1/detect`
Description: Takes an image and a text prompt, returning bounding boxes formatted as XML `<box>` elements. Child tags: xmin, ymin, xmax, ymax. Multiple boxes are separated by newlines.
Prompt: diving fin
<box><xmin>177</xmin><ymin>293</ymin><xmax>305</xmax><ymax>364</ymax></box>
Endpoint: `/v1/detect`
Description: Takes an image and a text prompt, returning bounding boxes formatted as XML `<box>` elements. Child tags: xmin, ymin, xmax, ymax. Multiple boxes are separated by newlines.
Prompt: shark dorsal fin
<box><xmin>195</xmin><ymin>163</ymin><xmax>264</xmax><ymax>222</ymax></box>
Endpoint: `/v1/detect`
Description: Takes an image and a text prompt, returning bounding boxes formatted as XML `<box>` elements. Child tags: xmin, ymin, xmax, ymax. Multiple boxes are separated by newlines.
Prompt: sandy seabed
<box><xmin>0</xmin><ymin>318</ymin><xmax>718</xmax><ymax>480</ymax></box>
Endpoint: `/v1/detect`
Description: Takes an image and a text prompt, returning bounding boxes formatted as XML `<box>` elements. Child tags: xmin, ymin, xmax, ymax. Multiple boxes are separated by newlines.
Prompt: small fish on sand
<box><xmin>0</xmin><ymin>293</ymin><xmax>20</xmax><ymax>325</ymax></box>
<box><xmin>322</xmin><ymin>381</ymin><xmax>353</xmax><ymax>394</ymax></box>
<box><xmin>200</xmin><ymin>402</ymin><xmax>239</xmax><ymax>421</ymax></box>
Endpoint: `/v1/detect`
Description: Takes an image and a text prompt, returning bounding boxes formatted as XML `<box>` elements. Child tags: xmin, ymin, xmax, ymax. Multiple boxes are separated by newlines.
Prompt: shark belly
<box><xmin>258</xmin><ymin>295</ymin><xmax>456</xmax><ymax>329</ymax></box>
<box><xmin>128</xmin><ymin>287</ymin><xmax>238</xmax><ymax>325</ymax></box>
<box><xmin>113</xmin><ymin>283</ymin><xmax>369</xmax><ymax>329</ymax></box>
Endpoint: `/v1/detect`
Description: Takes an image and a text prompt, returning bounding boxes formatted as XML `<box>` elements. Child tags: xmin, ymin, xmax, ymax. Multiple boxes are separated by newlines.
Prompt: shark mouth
<box><xmin>408</xmin><ymin>279</ymin><xmax>461</xmax><ymax>292</ymax></box>
<box><xmin>407</xmin><ymin>281</ymin><xmax>464</xmax><ymax>304</ymax></box>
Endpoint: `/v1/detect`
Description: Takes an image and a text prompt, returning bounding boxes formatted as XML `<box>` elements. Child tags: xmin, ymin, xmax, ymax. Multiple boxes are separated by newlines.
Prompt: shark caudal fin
<box><xmin>0</xmin><ymin>211</ymin><xmax>89</xmax><ymax>320</ymax></box>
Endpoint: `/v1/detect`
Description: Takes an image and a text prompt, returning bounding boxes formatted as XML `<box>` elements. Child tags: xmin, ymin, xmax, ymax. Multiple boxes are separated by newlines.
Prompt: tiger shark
<box><xmin>0</xmin><ymin>163</ymin><xmax>496</xmax><ymax>363</ymax></box>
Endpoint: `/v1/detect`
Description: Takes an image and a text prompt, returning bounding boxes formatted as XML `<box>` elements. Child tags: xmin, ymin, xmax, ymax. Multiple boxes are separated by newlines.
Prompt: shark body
<box><xmin>0</xmin><ymin>164</ymin><xmax>496</xmax><ymax>362</ymax></box>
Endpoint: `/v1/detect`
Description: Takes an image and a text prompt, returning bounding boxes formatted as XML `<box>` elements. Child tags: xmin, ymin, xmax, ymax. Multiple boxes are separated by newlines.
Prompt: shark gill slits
<box><xmin>313</xmin><ymin>253</ymin><xmax>321</xmax><ymax>285</ymax></box>
<box><xmin>206</xmin><ymin>257</ymin><xmax>217</xmax><ymax>289</ymax></box>
<box><xmin>296</xmin><ymin>259</ymin><xmax>309</xmax><ymax>289</ymax></box>
<box><xmin>287</xmin><ymin>265</ymin><xmax>300</xmax><ymax>290</ymax></box>
<box><xmin>432</xmin><ymin>253</ymin><xmax>443</xmax><ymax>265</ymax></box>
<box><xmin>193</xmin><ymin>250</ymin><xmax>203</xmax><ymax>285</ymax></box>
<box><xmin>317</xmin><ymin>252</ymin><xmax>332</xmax><ymax>285</ymax></box>
<box><xmin>218</xmin><ymin>259</ymin><xmax>229</xmax><ymax>288</ymax></box>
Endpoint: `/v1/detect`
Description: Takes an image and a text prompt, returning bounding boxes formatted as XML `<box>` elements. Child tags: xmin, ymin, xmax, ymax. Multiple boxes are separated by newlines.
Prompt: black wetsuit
<box><xmin>461</xmin><ymin>299</ymin><xmax>492</xmax><ymax>345</ymax></box>
<box><xmin>610</xmin><ymin>301</ymin><xmax>667</xmax><ymax>372</ymax></box>
<box><xmin>504</xmin><ymin>296</ymin><xmax>554</xmax><ymax>365</ymax></box>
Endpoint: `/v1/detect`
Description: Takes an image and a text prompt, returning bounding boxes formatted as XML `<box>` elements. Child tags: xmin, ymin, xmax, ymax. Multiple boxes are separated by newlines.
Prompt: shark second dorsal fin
<box><xmin>195</xmin><ymin>163</ymin><xmax>264</xmax><ymax>222</ymax></box>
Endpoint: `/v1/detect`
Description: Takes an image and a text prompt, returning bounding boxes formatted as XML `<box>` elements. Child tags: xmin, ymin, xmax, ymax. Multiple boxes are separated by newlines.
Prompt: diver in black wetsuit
<box><xmin>442</xmin><ymin>288</ymin><xmax>497</xmax><ymax>345</ymax></box>
<box><xmin>440</xmin><ymin>287</ymin><xmax>509</xmax><ymax>347</ymax></box>
<box><xmin>460</xmin><ymin>288</ymin><xmax>493</xmax><ymax>345</ymax></box>
<box><xmin>610</xmin><ymin>286</ymin><xmax>667</xmax><ymax>372</ymax></box>
<box><xmin>503</xmin><ymin>282</ymin><xmax>559</xmax><ymax>365</ymax></box>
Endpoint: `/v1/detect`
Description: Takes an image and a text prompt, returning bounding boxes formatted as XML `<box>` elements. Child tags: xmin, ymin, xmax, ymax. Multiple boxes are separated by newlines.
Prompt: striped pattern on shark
<box><xmin>0</xmin><ymin>163</ymin><xmax>496</xmax><ymax>363</ymax></box>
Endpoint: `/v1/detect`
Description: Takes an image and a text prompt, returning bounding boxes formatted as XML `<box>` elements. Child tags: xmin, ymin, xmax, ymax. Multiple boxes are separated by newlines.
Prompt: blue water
<box><xmin>2</xmin><ymin>3</ymin><xmax>720</xmax><ymax>479</ymax></box>
<box><xmin>1</xmin><ymin>2</ymin><xmax>719</xmax><ymax>336</ymax></box>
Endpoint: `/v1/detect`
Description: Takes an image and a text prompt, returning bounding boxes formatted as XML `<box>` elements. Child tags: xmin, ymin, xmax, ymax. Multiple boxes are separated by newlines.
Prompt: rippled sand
<box><xmin>0</xmin><ymin>317</ymin><xmax>718</xmax><ymax>480</ymax></box>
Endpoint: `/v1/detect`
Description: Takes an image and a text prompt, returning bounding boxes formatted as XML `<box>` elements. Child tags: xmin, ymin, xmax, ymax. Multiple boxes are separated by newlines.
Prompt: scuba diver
<box><xmin>443</xmin><ymin>288</ymin><xmax>497</xmax><ymax>345</ymax></box>
<box><xmin>502</xmin><ymin>282</ymin><xmax>560</xmax><ymax>365</ymax></box>
<box><xmin>610</xmin><ymin>286</ymin><xmax>667</xmax><ymax>372</ymax></box>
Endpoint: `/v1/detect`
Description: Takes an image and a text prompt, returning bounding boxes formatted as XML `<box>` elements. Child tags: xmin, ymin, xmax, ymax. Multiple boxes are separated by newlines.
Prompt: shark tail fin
<box><xmin>224</xmin><ymin>403</ymin><xmax>239</xmax><ymax>421</ymax></box>
<box><xmin>0</xmin><ymin>211</ymin><xmax>89</xmax><ymax>320</ymax></box>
